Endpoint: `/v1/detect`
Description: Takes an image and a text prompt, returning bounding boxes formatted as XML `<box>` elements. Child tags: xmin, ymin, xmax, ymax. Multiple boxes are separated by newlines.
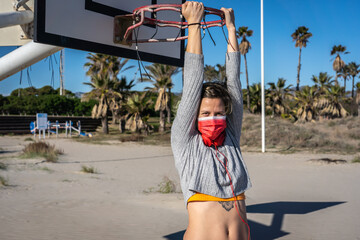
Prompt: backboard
<box><xmin>0</xmin><ymin>0</ymin><xmax>34</xmax><ymax>46</ymax></box>
<box><xmin>34</xmin><ymin>0</ymin><xmax>185</xmax><ymax>67</ymax></box>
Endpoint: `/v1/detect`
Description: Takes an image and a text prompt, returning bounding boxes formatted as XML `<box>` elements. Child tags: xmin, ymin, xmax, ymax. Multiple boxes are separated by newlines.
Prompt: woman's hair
<box><xmin>201</xmin><ymin>82</ymin><xmax>232</xmax><ymax>114</ymax></box>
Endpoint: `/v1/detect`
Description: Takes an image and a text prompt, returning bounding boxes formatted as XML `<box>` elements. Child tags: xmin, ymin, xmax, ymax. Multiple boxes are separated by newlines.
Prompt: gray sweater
<box><xmin>171</xmin><ymin>52</ymin><xmax>252</xmax><ymax>205</ymax></box>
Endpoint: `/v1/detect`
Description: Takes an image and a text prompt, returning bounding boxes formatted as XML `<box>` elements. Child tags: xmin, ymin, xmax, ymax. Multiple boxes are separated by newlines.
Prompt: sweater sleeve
<box><xmin>225</xmin><ymin>52</ymin><xmax>243</xmax><ymax>142</ymax></box>
<box><xmin>171</xmin><ymin>52</ymin><xmax>204</xmax><ymax>156</ymax></box>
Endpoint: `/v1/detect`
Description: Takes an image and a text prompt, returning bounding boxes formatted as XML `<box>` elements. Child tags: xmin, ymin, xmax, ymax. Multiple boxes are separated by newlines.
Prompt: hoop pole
<box><xmin>0</xmin><ymin>10</ymin><xmax>33</xmax><ymax>28</ymax></box>
<box><xmin>261</xmin><ymin>0</ymin><xmax>266</xmax><ymax>153</ymax></box>
<box><xmin>0</xmin><ymin>41</ymin><xmax>63</xmax><ymax>81</ymax></box>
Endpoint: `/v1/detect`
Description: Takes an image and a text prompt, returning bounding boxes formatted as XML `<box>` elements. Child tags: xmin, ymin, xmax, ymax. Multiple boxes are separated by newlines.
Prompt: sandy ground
<box><xmin>0</xmin><ymin>136</ymin><xmax>359</xmax><ymax>240</ymax></box>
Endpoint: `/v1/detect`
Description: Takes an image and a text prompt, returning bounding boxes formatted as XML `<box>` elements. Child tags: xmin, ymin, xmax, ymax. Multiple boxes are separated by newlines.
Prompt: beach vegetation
<box><xmin>124</xmin><ymin>92</ymin><xmax>153</xmax><ymax>134</ymax></box>
<box><xmin>291</xmin><ymin>26</ymin><xmax>312</xmax><ymax>91</ymax></box>
<box><xmin>83</xmin><ymin>53</ymin><xmax>134</xmax><ymax>134</ymax></box>
<box><xmin>158</xmin><ymin>176</ymin><xmax>177</xmax><ymax>194</ymax></box>
<box><xmin>0</xmin><ymin>162</ymin><xmax>7</xmax><ymax>170</ymax></box>
<box><xmin>352</xmin><ymin>156</ymin><xmax>360</xmax><ymax>163</ymax></box>
<box><xmin>139</xmin><ymin>63</ymin><xmax>180</xmax><ymax>132</ymax></box>
<box><xmin>237</xmin><ymin>26</ymin><xmax>254</xmax><ymax>111</ymax></box>
<box><xmin>144</xmin><ymin>176</ymin><xmax>177</xmax><ymax>194</ymax></box>
<box><xmin>331</xmin><ymin>45</ymin><xmax>348</xmax><ymax>85</ymax></box>
<box><xmin>0</xmin><ymin>86</ymin><xmax>96</xmax><ymax>116</ymax></box>
<box><xmin>81</xmin><ymin>165</ymin><xmax>98</xmax><ymax>174</ymax></box>
<box><xmin>0</xmin><ymin>175</ymin><xmax>8</xmax><ymax>187</ymax></box>
<box><xmin>347</xmin><ymin>62</ymin><xmax>360</xmax><ymax>98</ymax></box>
<box><xmin>21</xmin><ymin>141</ymin><xmax>63</xmax><ymax>162</ymax></box>
<box><xmin>266</xmin><ymin>78</ymin><xmax>293</xmax><ymax>117</ymax></box>
<box><xmin>24</xmin><ymin>137</ymin><xmax>34</xmax><ymax>141</ymax></box>
<box><xmin>37</xmin><ymin>166</ymin><xmax>54</xmax><ymax>173</ymax></box>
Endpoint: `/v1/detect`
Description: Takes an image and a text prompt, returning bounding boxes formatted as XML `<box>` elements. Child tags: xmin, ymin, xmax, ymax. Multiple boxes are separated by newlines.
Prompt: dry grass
<box><xmin>352</xmin><ymin>156</ymin><xmax>360</xmax><ymax>163</ymax></box>
<box><xmin>0</xmin><ymin>162</ymin><xmax>7</xmax><ymax>170</ymax></box>
<box><xmin>81</xmin><ymin>165</ymin><xmax>98</xmax><ymax>174</ymax></box>
<box><xmin>75</xmin><ymin>114</ymin><xmax>360</xmax><ymax>154</ymax></box>
<box><xmin>240</xmin><ymin>113</ymin><xmax>360</xmax><ymax>154</ymax></box>
<box><xmin>0</xmin><ymin>175</ymin><xmax>8</xmax><ymax>187</ymax></box>
<box><xmin>21</xmin><ymin>141</ymin><xmax>63</xmax><ymax>162</ymax></box>
<box><xmin>144</xmin><ymin>176</ymin><xmax>178</xmax><ymax>194</ymax></box>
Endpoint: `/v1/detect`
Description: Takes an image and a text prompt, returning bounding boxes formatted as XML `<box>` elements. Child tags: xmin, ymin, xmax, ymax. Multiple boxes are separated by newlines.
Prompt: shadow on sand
<box><xmin>163</xmin><ymin>201</ymin><xmax>345</xmax><ymax>240</ymax></box>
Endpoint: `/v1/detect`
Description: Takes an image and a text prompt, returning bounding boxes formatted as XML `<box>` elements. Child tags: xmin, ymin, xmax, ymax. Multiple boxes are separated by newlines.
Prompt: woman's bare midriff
<box><xmin>184</xmin><ymin>200</ymin><xmax>250</xmax><ymax>240</ymax></box>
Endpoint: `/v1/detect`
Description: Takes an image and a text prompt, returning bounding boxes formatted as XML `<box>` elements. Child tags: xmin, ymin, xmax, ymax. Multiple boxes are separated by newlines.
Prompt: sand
<box><xmin>0</xmin><ymin>136</ymin><xmax>359</xmax><ymax>240</ymax></box>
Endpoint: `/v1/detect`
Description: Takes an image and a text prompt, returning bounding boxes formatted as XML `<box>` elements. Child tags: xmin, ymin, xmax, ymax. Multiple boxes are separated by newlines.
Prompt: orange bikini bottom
<box><xmin>187</xmin><ymin>192</ymin><xmax>246</xmax><ymax>203</ymax></box>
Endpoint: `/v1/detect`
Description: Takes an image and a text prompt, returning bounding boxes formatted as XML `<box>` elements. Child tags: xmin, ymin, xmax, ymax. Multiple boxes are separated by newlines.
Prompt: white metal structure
<box><xmin>34</xmin><ymin>0</ymin><xmax>185</xmax><ymax>66</ymax></box>
<box><xmin>0</xmin><ymin>10</ymin><xmax>33</xmax><ymax>28</ymax></box>
<box><xmin>0</xmin><ymin>41</ymin><xmax>62</xmax><ymax>81</ymax></box>
<box><xmin>0</xmin><ymin>0</ymin><xmax>63</xmax><ymax>82</ymax></box>
<box><xmin>0</xmin><ymin>0</ymin><xmax>34</xmax><ymax>46</ymax></box>
<box><xmin>261</xmin><ymin>0</ymin><xmax>266</xmax><ymax>152</ymax></box>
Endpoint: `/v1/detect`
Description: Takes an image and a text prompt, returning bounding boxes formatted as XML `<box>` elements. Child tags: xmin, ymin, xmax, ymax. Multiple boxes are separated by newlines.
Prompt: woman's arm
<box><xmin>183</xmin><ymin>1</ymin><xmax>204</xmax><ymax>54</ymax></box>
<box><xmin>222</xmin><ymin>8</ymin><xmax>243</xmax><ymax>142</ymax></box>
<box><xmin>221</xmin><ymin>8</ymin><xmax>239</xmax><ymax>53</ymax></box>
<box><xmin>171</xmin><ymin>2</ymin><xmax>205</xmax><ymax>154</ymax></box>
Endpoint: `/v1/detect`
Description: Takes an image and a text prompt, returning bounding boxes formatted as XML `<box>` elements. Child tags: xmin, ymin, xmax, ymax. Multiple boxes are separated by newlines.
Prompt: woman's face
<box><xmin>198</xmin><ymin>98</ymin><xmax>226</xmax><ymax>118</ymax></box>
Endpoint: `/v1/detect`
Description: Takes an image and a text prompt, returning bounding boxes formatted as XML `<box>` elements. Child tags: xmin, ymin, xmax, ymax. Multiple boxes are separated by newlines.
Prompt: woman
<box><xmin>171</xmin><ymin>2</ymin><xmax>252</xmax><ymax>240</ymax></box>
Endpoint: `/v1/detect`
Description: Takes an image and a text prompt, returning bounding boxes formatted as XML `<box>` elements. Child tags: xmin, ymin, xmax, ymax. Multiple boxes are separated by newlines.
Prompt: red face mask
<box><xmin>198</xmin><ymin>116</ymin><xmax>227</xmax><ymax>147</ymax></box>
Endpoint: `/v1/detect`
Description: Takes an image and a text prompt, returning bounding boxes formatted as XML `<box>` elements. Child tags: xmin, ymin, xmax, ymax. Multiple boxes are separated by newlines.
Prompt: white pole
<box><xmin>0</xmin><ymin>10</ymin><xmax>33</xmax><ymax>28</ymax></box>
<box><xmin>261</xmin><ymin>0</ymin><xmax>266</xmax><ymax>153</ymax></box>
<box><xmin>0</xmin><ymin>41</ymin><xmax>63</xmax><ymax>81</ymax></box>
<box><xmin>59</xmin><ymin>49</ymin><xmax>65</xmax><ymax>95</ymax></box>
<box><xmin>15</xmin><ymin>0</ymin><xmax>31</xmax><ymax>10</ymax></box>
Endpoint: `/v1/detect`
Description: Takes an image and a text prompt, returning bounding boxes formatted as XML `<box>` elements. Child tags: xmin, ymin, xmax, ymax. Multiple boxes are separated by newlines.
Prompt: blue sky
<box><xmin>1</xmin><ymin>0</ymin><xmax>360</xmax><ymax>96</ymax></box>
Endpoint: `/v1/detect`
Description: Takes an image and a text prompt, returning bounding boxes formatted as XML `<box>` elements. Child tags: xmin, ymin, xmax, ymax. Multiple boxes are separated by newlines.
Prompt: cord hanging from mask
<box><xmin>214</xmin><ymin>145</ymin><xmax>251</xmax><ymax>240</ymax></box>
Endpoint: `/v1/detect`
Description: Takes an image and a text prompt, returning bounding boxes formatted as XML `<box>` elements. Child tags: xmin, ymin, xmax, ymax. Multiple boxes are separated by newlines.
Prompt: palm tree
<box><xmin>347</xmin><ymin>62</ymin><xmax>360</xmax><ymax>98</ymax></box>
<box><xmin>315</xmin><ymin>85</ymin><xmax>348</xmax><ymax>119</ymax></box>
<box><xmin>291</xmin><ymin>26</ymin><xmax>313</xmax><ymax>91</ymax></box>
<box><xmin>338</xmin><ymin>64</ymin><xmax>350</xmax><ymax>92</ymax></box>
<box><xmin>266</xmin><ymin>78</ymin><xmax>293</xmax><ymax>116</ymax></box>
<box><xmin>139</xmin><ymin>63</ymin><xmax>180</xmax><ymax>132</ymax></box>
<box><xmin>294</xmin><ymin>86</ymin><xmax>318</xmax><ymax>122</ymax></box>
<box><xmin>311</xmin><ymin>72</ymin><xmax>334</xmax><ymax>93</ymax></box>
<box><xmin>355</xmin><ymin>82</ymin><xmax>360</xmax><ymax>118</ymax></box>
<box><xmin>331</xmin><ymin>45</ymin><xmax>348</xmax><ymax>85</ymax></box>
<box><xmin>216</xmin><ymin>64</ymin><xmax>226</xmax><ymax>82</ymax></box>
<box><xmin>237</xmin><ymin>26</ymin><xmax>253</xmax><ymax>111</ymax></box>
<box><xmin>204</xmin><ymin>64</ymin><xmax>226</xmax><ymax>82</ymax></box>
<box><xmin>124</xmin><ymin>92</ymin><xmax>153</xmax><ymax>134</ymax></box>
<box><xmin>83</xmin><ymin>53</ymin><xmax>134</xmax><ymax>133</ymax></box>
<box><xmin>112</xmin><ymin>76</ymin><xmax>135</xmax><ymax>132</ymax></box>
<box><xmin>204</xmin><ymin>65</ymin><xmax>217</xmax><ymax>82</ymax></box>
<box><xmin>82</xmin><ymin>75</ymin><xmax>121</xmax><ymax>134</ymax></box>
<box><xmin>248</xmin><ymin>83</ymin><xmax>262</xmax><ymax>114</ymax></box>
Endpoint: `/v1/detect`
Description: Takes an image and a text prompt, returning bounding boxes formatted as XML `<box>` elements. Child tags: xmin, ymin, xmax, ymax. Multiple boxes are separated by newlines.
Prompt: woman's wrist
<box><xmin>227</xmin><ymin>26</ymin><xmax>236</xmax><ymax>32</ymax></box>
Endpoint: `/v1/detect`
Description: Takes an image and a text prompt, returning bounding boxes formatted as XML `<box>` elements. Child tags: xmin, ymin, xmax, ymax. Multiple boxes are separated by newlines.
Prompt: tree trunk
<box><xmin>344</xmin><ymin>77</ymin><xmax>346</xmax><ymax>92</ymax></box>
<box><xmin>159</xmin><ymin>110</ymin><xmax>165</xmax><ymax>132</ymax></box>
<box><xmin>296</xmin><ymin>47</ymin><xmax>302</xmax><ymax>91</ymax></box>
<box><xmin>244</xmin><ymin>54</ymin><xmax>250</xmax><ymax>112</ymax></box>
<box><xmin>352</xmin><ymin>76</ymin><xmax>355</xmax><ymax>98</ymax></box>
<box><xmin>101</xmin><ymin>115</ymin><xmax>109</xmax><ymax>134</ymax></box>
<box><xmin>111</xmin><ymin>109</ymin><xmax>117</xmax><ymax>124</ymax></box>
<box><xmin>167</xmin><ymin>89</ymin><xmax>171</xmax><ymax>124</ymax></box>
<box><xmin>118</xmin><ymin>116</ymin><xmax>125</xmax><ymax>133</ymax></box>
<box><xmin>334</xmin><ymin>71</ymin><xmax>339</xmax><ymax>86</ymax></box>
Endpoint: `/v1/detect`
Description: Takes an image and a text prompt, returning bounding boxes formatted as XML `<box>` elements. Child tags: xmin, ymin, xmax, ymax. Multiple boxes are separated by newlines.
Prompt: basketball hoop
<box><xmin>114</xmin><ymin>4</ymin><xmax>225</xmax><ymax>45</ymax></box>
